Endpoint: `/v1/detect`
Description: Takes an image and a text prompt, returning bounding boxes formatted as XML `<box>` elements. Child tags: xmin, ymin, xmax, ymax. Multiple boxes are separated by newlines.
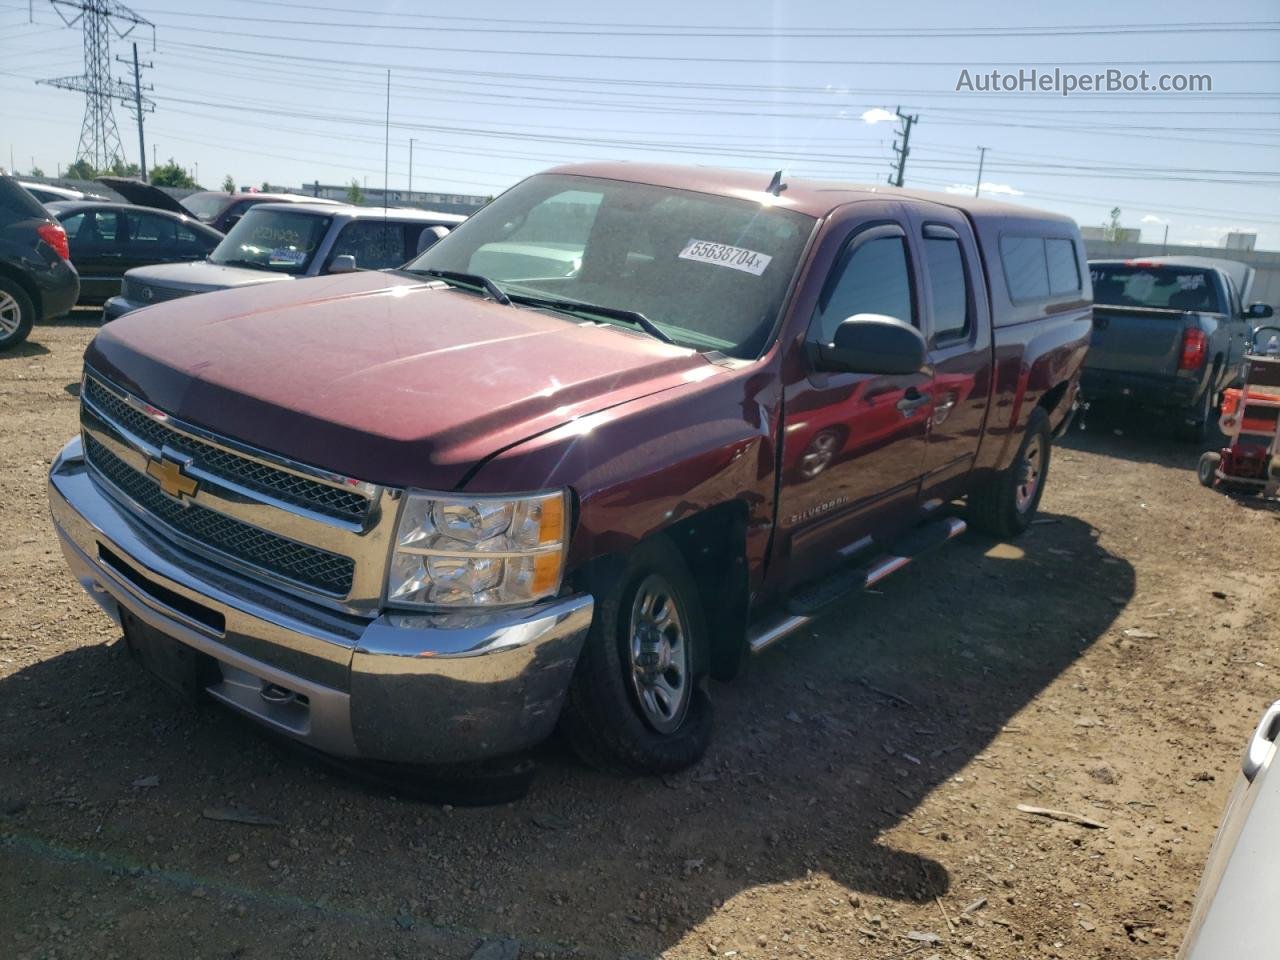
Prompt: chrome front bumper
<box><xmin>49</xmin><ymin>436</ymin><xmax>594</xmax><ymax>764</ymax></box>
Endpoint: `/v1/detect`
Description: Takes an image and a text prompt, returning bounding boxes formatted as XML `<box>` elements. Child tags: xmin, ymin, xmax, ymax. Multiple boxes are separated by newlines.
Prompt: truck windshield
<box><xmin>1090</xmin><ymin>264</ymin><xmax>1222</xmax><ymax>314</ymax></box>
<box><xmin>402</xmin><ymin>174</ymin><xmax>815</xmax><ymax>357</ymax></box>
<box><xmin>208</xmin><ymin>208</ymin><xmax>331</xmax><ymax>275</ymax></box>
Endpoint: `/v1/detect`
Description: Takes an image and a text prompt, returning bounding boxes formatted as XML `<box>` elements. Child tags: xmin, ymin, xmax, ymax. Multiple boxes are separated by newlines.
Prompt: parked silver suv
<box><xmin>103</xmin><ymin>202</ymin><xmax>465</xmax><ymax>320</ymax></box>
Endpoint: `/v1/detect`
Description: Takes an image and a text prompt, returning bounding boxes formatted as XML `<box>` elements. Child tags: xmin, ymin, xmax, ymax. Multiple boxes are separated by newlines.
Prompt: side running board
<box><xmin>748</xmin><ymin>516</ymin><xmax>967</xmax><ymax>654</ymax></box>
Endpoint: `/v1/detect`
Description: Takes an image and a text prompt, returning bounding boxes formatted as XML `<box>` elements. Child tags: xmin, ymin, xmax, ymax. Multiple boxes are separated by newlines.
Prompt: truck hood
<box><xmin>124</xmin><ymin>260</ymin><xmax>294</xmax><ymax>294</ymax></box>
<box><xmin>86</xmin><ymin>270</ymin><xmax>716</xmax><ymax>489</ymax></box>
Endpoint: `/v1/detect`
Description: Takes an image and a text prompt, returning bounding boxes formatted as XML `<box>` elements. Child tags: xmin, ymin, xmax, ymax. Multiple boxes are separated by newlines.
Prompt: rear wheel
<box><xmin>968</xmin><ymin>408</ymin><xmax>1051</xmax><ymax>538</ymax></box>
<box><xmin>0</xmin><ymin>279</ymin><xmax>35</xmax><ymax>351</ymax></box>
<box><xmin>1177</xmin><ymin>378</ymin><xmax>1218</xmax><ymax>445</ymax></box>
<box><xmin>1198</xmin><ymin>451</ymin><xmax>1221</xmax><ymax>488</ymax></box>
<box><xmin>559</xmin><ymin>537</ymin><xmax>712</xmax><ymax>775</ymax></box>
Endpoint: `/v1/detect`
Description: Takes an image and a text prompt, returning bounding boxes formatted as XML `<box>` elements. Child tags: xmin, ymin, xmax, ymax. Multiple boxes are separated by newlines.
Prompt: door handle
<box><xmin>896</xmin><ymin>388</ymin><xmax>931</xmax><ymax>416</ymax></box>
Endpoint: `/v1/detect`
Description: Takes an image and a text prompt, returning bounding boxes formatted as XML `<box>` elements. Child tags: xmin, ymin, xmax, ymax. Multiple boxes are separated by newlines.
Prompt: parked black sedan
<box><xmin>47</xmin><ymin>201</ymin><xmax>222</xmax><ymax>305</ymax></box>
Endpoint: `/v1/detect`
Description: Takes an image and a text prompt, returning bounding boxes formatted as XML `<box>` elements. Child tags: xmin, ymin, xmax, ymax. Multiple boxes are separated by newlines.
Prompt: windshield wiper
<box><xmin>417</xmin><ymin>268</ymin><xmax>511</xmax><ymax>305</ymax></box>
<box><xmin>507</xmin><ymin>293</ymin><xmax>674</xmax><ymax>345</ymax></box>
<box><xmin>212</xmin><ymin>258</ymin><xmax>267</xmax><ymax>270</ymax></box>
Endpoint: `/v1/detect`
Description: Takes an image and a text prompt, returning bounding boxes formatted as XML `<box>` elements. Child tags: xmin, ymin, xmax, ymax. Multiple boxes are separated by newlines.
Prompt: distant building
<box><xmin>1222</xmin><ymin>231</ymin><xmax>1257</xmax><ymax>251</ymax></box>
<box><xmin>1080</xmin><ymin>225</ymin><xmax>1141</xmax><ymax>243</ymax></box>
<box><xmin>288</xmin><ymin>182</ymin><xmax>490</xmax><ymax>216</ymax></box>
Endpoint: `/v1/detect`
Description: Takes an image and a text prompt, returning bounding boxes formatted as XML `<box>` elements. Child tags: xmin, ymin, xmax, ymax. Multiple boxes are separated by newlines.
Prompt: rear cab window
<box><xmin>999</xmin><ymin>234</ymin><xmax>1084</xmax><ymax>305</ymax></box>
<box><xmin>1090</xmin><ymin>264</ymin><xmax>1222</xmax><ymax>313</ymax></box>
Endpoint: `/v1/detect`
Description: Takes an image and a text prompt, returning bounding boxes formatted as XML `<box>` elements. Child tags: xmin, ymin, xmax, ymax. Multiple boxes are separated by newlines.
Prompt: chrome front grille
<box><xmin>79</xmin><ymin>371</ymin><xmax>398</xmax><ymax>612</ymax></box>
<box><xmin>84</xmin><ymin>436</ymin><xmax>356</xmax><ymax>595</ymax></box>
<box><xmin>82</xmin><ymin>378</ymin><xmax>369</xmax><ymax>522</ymax></box>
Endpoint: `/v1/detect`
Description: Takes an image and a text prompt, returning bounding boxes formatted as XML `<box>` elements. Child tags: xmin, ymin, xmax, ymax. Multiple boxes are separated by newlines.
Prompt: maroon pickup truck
<box><xmin>49</xmin><ymin>163</ymin><xmax>1090</xmax><ymax>780</ymax></box>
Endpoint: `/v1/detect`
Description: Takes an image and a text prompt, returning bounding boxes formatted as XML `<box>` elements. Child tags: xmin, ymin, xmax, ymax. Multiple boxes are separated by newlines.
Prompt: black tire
<box><xmin>0</xmin><ymin>277</ymin><xmax>35</xmax><ymax>351</ymax></box>
<box><xmin>1197</xmin><ymin>451</ymin><xmax>1221</xmax><ymax>488</ymax></box>
<box><xmin>1176</xmin><ymin>383</ymin><xmax>1216</xmax><ymax>445</ymax></box>
<box><xmin>559</xmin><ymin>536</ymin><xmax>713</xmax><ymax>775</ymax></box>
<box><xmin>968</xmin><ymin>407</ymin><xmax>1051</xmax><ymax>538</ymax></box>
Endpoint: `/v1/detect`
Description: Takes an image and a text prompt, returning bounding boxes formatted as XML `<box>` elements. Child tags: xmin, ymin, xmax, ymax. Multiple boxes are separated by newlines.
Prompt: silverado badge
<box><xmin>146</xmin><ymin>455</ymin><xmax>198</xmax><ymax>500</ymax></box>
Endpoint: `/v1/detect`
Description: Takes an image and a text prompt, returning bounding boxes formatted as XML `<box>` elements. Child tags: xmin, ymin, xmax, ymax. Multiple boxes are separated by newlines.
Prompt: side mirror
<box><xmin>329</xmin><ymin>254</ymin><xmax>357</xmax><ymax>274</ymax></box>
<box><xmin>815</xmin><ymin>314</ymin><xmax>927</xmax><ymax>376</ymax></box>
<box><xmin>1247</xmin><ymin>302</ymin><xmax>1274</xmax><ymax>320</ymax></box>
<box><xmin>416</xmin><ymin>225</ymin><xmax>450</xmax><ymax>257</ymax></box>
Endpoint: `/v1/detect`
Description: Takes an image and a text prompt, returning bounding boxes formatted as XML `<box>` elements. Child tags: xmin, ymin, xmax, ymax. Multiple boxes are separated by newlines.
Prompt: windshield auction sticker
<box><xmin>678</xmin><ymin>239</ymin><xmax>772</xmax><ymax>276</ymax></box>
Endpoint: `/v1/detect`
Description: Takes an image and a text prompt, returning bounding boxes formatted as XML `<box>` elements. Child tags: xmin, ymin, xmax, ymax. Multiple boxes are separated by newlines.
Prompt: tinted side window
<box><xmin>1045</xmin><ymin>238</ymin><xmax>1081</xmax><ymax>295</ymax></box>
<box><xmin>1001</xmin><ymin>236</ymin><xmax>1049</xmax><ymax>301</ymax></box>
<box><xmin>126</xmin><ymin>212</ymin><xmax>177</xmax><ymax>244</ymax></box>
<box><xmin>813</xmin><ymin>236</ymin><xmax>913</xmax><ymax>343</ymax></box>
<box><xmin>331</xmin><ymin>221</ymin><xmax>410</xmax><ymax>270</ymax></box>
<box><xmin>923</xmin><ymin>235</ymin><xmax>970</xmax><ymax>342</ymax></box>
<box><xmin>68</xmin><ymin>210</ymin><xmax>117</xmax><ymax>242</ymax></box>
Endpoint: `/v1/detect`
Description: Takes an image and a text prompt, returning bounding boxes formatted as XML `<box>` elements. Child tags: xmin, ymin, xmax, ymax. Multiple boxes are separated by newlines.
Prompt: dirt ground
<box><xmin>2</xmin><ymin>314</ymin><xmax>1277</xmax><ymax>960</ymax></box>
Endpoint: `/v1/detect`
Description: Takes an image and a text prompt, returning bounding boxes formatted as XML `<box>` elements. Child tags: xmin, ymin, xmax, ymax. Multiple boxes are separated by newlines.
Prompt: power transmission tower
<box><xmin>36</xmin><ymin>0</ymin><xmax>154</xmax><ymax>173</ymax></box>
<box><xmin>888</xmin><ymin>106</ymin><xmax>918</xmax><ymax>188</ymax></box>
<box><xmin>114</xmin><ymin>41</ymin><xmax>153</xmax><ymax>180</ymax></box>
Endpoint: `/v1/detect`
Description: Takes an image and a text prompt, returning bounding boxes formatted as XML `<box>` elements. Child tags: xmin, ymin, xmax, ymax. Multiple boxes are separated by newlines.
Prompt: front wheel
<box><xmin>968</xmin><ymin>408</ymin><xmax>1051</xmax><ymax>538</ymax></box>
<box><xmin>559</xmin><ymin>537</ymin><xmax>712</xmax><ymax>775</ymax></box>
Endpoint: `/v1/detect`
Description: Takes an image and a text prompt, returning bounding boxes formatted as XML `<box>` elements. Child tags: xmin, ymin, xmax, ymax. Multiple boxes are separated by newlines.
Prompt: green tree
<box><xmin>345</xmin><ymin>179</ymin><xmax>364</xmax><ymax>204</ymax></box>
<box><xmin>150</xmin><ymin>158</ymin><xmax>199</xmax><ymax>189</ymax></box>
<box><xmin>29</xmin><ymin>165</ymin><xmax>44</xmax><ymax>177</ymax></box>
<box><xmin>65</xmin><ymin>158</ymin><xmax>97</xmax><ymax>180</ymax></box>
<box><xmin>261</xmin><ymin>181</ymin><xmax>270</xmax><ymax>192</ymax></box>
<box><xmin>221</xmin><ymin>174</ymin><xmax>236</xmax><ymax>193</ymax></box>
<box><xmin>105</xmin><ymin>159</ymin><xmax>140</xmax><ymax>178</ymax></box>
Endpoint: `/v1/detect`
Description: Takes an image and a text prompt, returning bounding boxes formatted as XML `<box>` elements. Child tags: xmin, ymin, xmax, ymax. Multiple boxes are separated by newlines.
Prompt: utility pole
<box><xmin>1162</xmin><ymin>223</ymin><xmax>1169</xmax><ymax>253</ymax></box>
<box><xmin>408</xmin><ymin>138</ymin><xmax>415</xmax><ymax>196</ymax></box>
<box><xmin>974</xmin><ymin>146</ymin><xmax>988</xmax><ymax>198</ymax></box>
<box><xmin>888</xmin><ymin>106</ymin><xmax>918</xmax><ymax>188</ymax></box>
<box><xmin>37</xmin><ymin>0</ymin><xmax>154</xmax><ymax>172</ymax></box>
<box><xmin>115</xmin><ymin>41</ymin><xmax>152</xmax><ymax>180</ymax></box>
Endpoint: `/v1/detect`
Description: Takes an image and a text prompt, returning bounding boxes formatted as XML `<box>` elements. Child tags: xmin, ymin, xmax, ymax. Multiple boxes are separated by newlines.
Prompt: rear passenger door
<box><xmin>121</xmin><ymin>211</ymin><xmax>182</xmax><ymax>273</ymax></box>
<box><xmin>63</xmin><ymin>209</ymin><xmax>123</xmax><ymax>302</ymax></box>
<box><xmin>904</xmin><ymin>203</ymin><xmax>994</xmax><ymax>502</ymax></box>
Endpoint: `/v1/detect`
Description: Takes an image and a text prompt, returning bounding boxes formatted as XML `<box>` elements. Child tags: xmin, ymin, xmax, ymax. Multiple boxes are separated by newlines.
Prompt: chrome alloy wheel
<box><xmin>628</xmin><ymin>573</ymin><xmax>691</xmax><ymax>734</ymax></box>
<box><xmin>1015</xmin><ymin>436</ymin><xmax>1044</xmax><ymax>513</ymax></box>
<box><xmin>0</xmin><ymin>290</ymin><xmax>21</xmax><ymax>337</ymax></box>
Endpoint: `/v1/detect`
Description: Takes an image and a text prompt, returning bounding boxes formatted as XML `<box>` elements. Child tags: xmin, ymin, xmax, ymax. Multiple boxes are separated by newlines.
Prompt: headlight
<box><xmin>387</xmin><ymin>489</ymin><xmax>568</xmax><ymax>608</ymax></box>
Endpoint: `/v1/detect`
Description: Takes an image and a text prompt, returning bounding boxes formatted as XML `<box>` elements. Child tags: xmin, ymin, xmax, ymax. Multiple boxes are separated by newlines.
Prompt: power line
<box><xmin>126</xmin><ymin>4</ymin><xmax>1280</xmax><ymax>38</ymax></box>
<box><xmin>139</xmin><ymin>20</ymin><xmax>1280</xmax><ymax>69</ymax></box>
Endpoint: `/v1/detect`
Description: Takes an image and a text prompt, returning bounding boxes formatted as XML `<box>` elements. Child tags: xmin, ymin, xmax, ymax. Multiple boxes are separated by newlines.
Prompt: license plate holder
<box><xmin>121</xmin><ymin>609</ymin><xmax>219</xmax><ymax>700</ymax></box>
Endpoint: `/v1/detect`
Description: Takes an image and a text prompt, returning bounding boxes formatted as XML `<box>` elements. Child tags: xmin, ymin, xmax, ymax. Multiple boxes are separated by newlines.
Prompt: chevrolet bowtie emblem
<box><xmin>146</xmin><ymin>455</ymin><xmax>198</xmax><ymax>500</ymax></box>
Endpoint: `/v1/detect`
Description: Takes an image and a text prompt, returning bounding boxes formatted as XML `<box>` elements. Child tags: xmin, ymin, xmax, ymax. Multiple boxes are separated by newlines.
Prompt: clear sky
<box><xmin>2</xmin><ymin>0</ymin><xmax>1278</xmax><ymax>248</ymax></box>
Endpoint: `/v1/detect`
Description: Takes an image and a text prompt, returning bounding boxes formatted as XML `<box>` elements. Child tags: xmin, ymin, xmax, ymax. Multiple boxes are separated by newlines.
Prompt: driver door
<box><xmin>775</xmin><ymin>212</ymin><xmax>933</xmax><ymax>587</ymax></box>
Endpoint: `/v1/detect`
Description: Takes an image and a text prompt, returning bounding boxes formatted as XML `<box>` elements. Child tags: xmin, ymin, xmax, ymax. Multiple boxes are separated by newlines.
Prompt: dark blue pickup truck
<box><xmin>1083</xmin><ymin>256</ymin><xmax>1274</xmax><ymax>442</ymax></box>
